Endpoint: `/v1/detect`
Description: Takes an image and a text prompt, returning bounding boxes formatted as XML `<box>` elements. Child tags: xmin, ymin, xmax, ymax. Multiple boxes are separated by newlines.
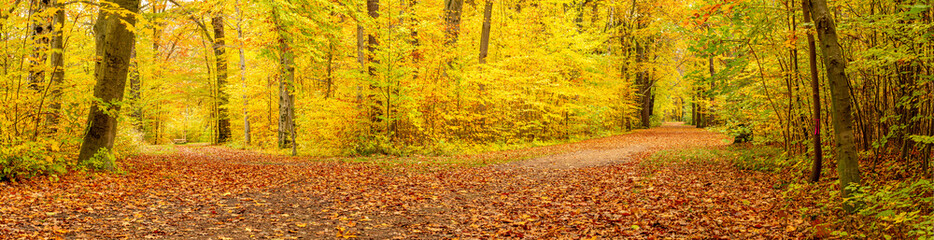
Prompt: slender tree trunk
<box><xmin>356</xmin><ymin>25</ymin><xmax>366</xmax><ymax>69</ymax></box>
<box><xmin>77</xmin><ymin>0</ymin><xmax>140</xmax><ymax>170</ymax></box>
<box><xmin>47</xmin><ymin>0</ymin><xmax>64</xmax><ymax>132</ymax></box>
<box><xmin>441</xmin><ymin>0</ymin><xmax>464</xmax><ymax>90</ymax></box>
<box><xmin>804</xmin><ymin>0</ymin><xmax>823</xmax><ymax>183</ymax></box>
<box><xmin>706</xmin><ymin>55</ymin><xmax>716</xmax><ymax>127</ymax></box>
<box><xmin>274</xmin><ymin>7</ymin><xmax>295</xmax><ymax>149</ymax></box>
<box><xmin>355</xmin><ymin>24</ymin><xmax>365</xmax><ymax>103</ymax></box>
<box><xmin>27</xmin><ymin>0</ymin><xmax>51</xmax><ymax>91</ymax></box>
<box><xmin>810</xmin><ymin>0</ymin><xmax>862</xmax><ymax>211</ymax></box>
<box><xmin>212</xmin><ymin>15</ymin><xmax>231</xmax><ymax>144</ymax></box>
<box><xmin>235</xmin><ymin>0</ymin><xmax>250</xmax><ymax>145</ymax></box>
<box><xmin>691</xmin><ymin>94</ymin><xmax>697</xmax><ymax>125</ymax></box>
<box><xmin>325</xmin><ymin>41</ymin><xmax>334</xmax><ymax>99</ymax></box>
<box><xmin>636</xmin><ymin>38</ymin><xmax>652</xmax><ymax>128</ymax></box>
<box><xmin>478</xmin><ymin>0</ymin><xmax>493</xmax><ymax>64</ymax></box>
<box><xmin>147</xmin><ymin>0</ymin><xmax>164</xmax><ymax>144</ymax></box>
<box><xmin>128</xmin><ymin>46</ymin><xmax>141</xmax><ymax>129</ymax></box>
<box><xmin>443</xmin><ymin>0</ymin><xmax>465</xmax><ymax>45</ymax></box>
<box><xmin>367</xmin><ymin>0</ymin><xmax>382</xmax><ymax>134</ymax></box>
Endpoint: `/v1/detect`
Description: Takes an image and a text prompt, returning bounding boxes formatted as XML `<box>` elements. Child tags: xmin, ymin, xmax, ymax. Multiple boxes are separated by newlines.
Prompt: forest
<box><xmin>1</xmin><ymin>0</ymin><xmax>933</xmax><ymax>238</ymax></box>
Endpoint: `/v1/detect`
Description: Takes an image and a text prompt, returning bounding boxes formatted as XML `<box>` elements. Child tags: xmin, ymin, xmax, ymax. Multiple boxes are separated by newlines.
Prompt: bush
<box><xmin>649</xmin><ymin>115</ymin><xmax>663</xmax><ymax>128</ymax></box>
<box><xmin>76</xmin><ymin>148</ymin><xmax>117</xmax><ymax>171</ymax></box>
<box><xmin>0</xmin><ymin>140</ymin><xmax>67</xmax><ymax>182</ymax></box>
<box><xmin>730</xmin><ymin>145</ymin><xmax>786</xmax><ymax>172</ymax></box>
<box><xmin>848</xmin><ymin>179</ymin><xmax>934</xmax><ymax>239</ymax></box>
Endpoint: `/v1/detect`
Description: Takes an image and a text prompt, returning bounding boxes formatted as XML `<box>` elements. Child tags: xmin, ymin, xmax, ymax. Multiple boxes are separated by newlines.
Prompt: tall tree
<box><xmin>27</xmin><ymin>0</ymin><xmax>51</xmax><ymax>91</ymax></box>
<box><xmin>478</xmin><ymin>0</ymin><xmax>493</xmax><ymax>64</ymax></box>
<box><xmin>77</xmin><ymin>0</ymin><xmax>141</xmax><ymax>169</ymax></box>
<box><xmin>635</xmin><ymin>35</ymin><xmax>653</xmax><ymax>128</ymax></box>
<box><xmin>212</xmin><ymin>13</ymin><xmax>231</xmax><ymax>144</ymax></box>
<box><xmin>235</xmin><ymin>0</ymin><xmax>250</xmax><ymax>145</ymax></box>
<box><xmin>443</xmin><ymin>0</ymin><xmax>465</xmax><ymax>45</ymax></box>
<box><xmin>809</xmin><ymin>0</ymin><xmax>862</xmax><ymax>211</ymax></box>
<box><xmin>46</xmin><ymin>0</ymin><xmax>65</xmax><ymax>132</ymax></box>
<box><xmin>803</xmin><ymin>0</ymin><xmax>823</xmax><ymax>183</ymax></box>
<box><xmin>366</xmin><ymin>0</ymin><xmax>382</xmax><ymax>133</ymax></box>
<box><xmin>128</xmin><ymin>46</ymin><xmax>141</xmax><ymax>130</ymax></box>
<box><xmin>273</xmin><ymin>6</ymin><xmax>295</xmax><ymax>150</ymax></box>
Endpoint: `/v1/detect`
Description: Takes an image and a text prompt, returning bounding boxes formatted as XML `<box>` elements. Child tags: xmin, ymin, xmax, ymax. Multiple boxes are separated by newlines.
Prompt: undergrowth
<box><xmin>650</xmin><ymin>145</ymin><xmax>933</xmax><ymax>239</ymax></box>
<box><xmin>1</xmin><ymin>125</ymin><xmax>141</xmax><ymax>182</ymax></box>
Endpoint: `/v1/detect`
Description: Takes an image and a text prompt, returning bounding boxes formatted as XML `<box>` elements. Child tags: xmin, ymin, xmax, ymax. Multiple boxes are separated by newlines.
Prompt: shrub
<box><xmin>0</xmin><ymin>140</ymin><xmax>67</xmax><ymax>182</ymax></box>
<box><xmin>849</xmin><ymin>179</ymin><xmax>934</xmax><ymax>239</ymax></box>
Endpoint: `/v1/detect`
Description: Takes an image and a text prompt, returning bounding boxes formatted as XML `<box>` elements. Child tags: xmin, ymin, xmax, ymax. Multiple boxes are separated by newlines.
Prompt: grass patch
<box><xmin>643</xmin><ymin>148</ymin><xmax>727</xmax><ymax>166</ymax></box>
<box><xmin>644</xmin><ymin>144</ymin><xmax>791</xmax><ymax>173</ymax></box>
<box><xmin>139</xmin><ymin>145</ymin><xmax>178</xmax><ymax>155</ymax></box>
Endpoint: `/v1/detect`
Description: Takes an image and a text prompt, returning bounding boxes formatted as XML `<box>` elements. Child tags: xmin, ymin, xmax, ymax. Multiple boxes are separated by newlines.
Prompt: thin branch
<box><xmin>165</xmin><ymin>0</ymin><xmax>213</xmax><ymax>42</ymax></box>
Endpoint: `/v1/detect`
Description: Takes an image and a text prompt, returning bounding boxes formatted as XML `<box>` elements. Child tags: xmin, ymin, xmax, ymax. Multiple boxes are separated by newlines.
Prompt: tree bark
<box><xmin>235</xmin><ymin>0</ymin><xmax>250</xmax><ymax>145</ymax></box>
<box><xmin>810</xmin><ymin>0</ymin><xmax>862</xmax><ymax>211</ymax></box>
<box><xmin>478</xmin><ymin>0</ymin><xmax>493</xmax><ymax>64</ymax></box>
<box><xmin>443</xmin><ymin>0</ymin><xmax>465</xmax><ymax>45</ymax></box>
<box><xmin>274</xmin><ymin>7</ymin><xmax>295</xmax><ymax>149</ymax></box>
<box><xmin>47</xmin><ymin>0</ymin><xmax>65</xmax><ymax>132</ymax></box>
<box><xmin>367</xmin><ymin>0</ymin><xmax>383</xmax><ymax>133</ymax></box>
<box><xmin>128</xmin><ymin>45</ymin><xmax>141</xmax><ymax>130</ymax></box>
<box><xmin>147</xmin><ymin>0</ymin><xmax>165</xmax><ymax>144</ymax></box>
<box><xmin>636</xmin><ymin>38</ymin><xmax>652</xmax><ymax>128</ymax></box>
<box><xmin>212</xmin><ymin>14</ymin><xmax>231</xmax><ymax>144</ymax></box>
<box><xmin>77</xmin><ymin>0</ymin><xmax>140</xmax><ymax>170</ymax></box>
<box><xmin>27</xmin><ymin>0</ymin><xmax>51</xmax><ymax>91</ymax></box>
<box><xmin>804</xmin><ymin>0</ymin><xmax>823</xmax><ymax>183</ymax></box>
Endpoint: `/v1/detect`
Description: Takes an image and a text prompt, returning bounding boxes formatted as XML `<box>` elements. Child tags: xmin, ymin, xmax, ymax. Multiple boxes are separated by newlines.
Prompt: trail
<box><xmin>0</xmin><ymin>123</ymin><xmax>807</xmax><ymax>239</ymax></box>
<box><xmin>506</xmin><ymin>122</ymin><xmax>726</xmax><ymax>169</ymax></box>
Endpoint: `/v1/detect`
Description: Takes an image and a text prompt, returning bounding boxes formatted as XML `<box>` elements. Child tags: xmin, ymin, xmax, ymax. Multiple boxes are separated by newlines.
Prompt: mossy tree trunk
<box><xmin>212</xmin><ymin>14</ymin><xmax>231</xmax><ymax>144</ymax></box>
<box><xmin>77</xmin><ymin>0</ymin><xmax>140</xmax><ymax>170</ymax></box>
<box><xmin>809</xmin><ymin>0</ymin><xmax>863</xmax><ymax>211</ymax></box>
<box><xmin>803</xmin><ymin>0</ymin><xmax>823</xmax><ymax>183</ymax></box>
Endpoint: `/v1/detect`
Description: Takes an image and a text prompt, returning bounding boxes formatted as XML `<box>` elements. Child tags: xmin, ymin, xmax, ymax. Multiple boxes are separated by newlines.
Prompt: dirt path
<box><xmin>506</xmin><ymin>122</ymin><xmax>727</xmax><ymax>169</ymax></box>
<box><xmin>0</xmin><ymin>123</ymin><xmax>808</xmax><ymax>239</ymax></box>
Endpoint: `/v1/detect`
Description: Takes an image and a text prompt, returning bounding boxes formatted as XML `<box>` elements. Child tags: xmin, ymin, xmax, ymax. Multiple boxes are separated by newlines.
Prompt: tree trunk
<box><xmin>47</xmin><ymin>0</ymin><xmax>65</xmax><ymax>132</ymax></box>
<box><xmin>810</xmin><ymin>0</ymin><xmax>862</xmax><ymax>211</ymax></box>
<box><xmin>705</xmin><ymin>55</ymin><xmax>715</xmax><ymax>127</ymax></box>
<box><xmin>803</xmin><ymin>0</ymin><xmax>823</xmax><ymax>183</ymax></box>
<box><xmin>636</xmin><ymin>38</ymin><xmax>651</xmax><ymax>128</ymax></box>
<box><xmin>325</xmin><ymin>38</ymin><xmax>334</xmax><ymax>99</ymax></box>
<box><xmin>128</xmin><ymin>46</ymin><xmax>141</xmax><ymax>130</ymax></box>
<box><xmin>147</xmin><ymin>0</ymin><xmax>164</xmax><ymax>144</ymax></box>
<box><xmin>212</xmin><ymin>15</ymin><xmax>231</xmax><ymax>144</ymax></box>
<box><xmin>27</xmin><ymin>0</ymin><xmax>51</xmax><ymax>91</ymax></box>
<box><xmin>274</xmin><ymin>8</ymin><xmax>295</xmax><ymax>149</ymax></box>
<box><xmin>367</xmin><ymin>0</ymin><xmax>383</xmax><ymax>133</ymax></box>
<box><xmin>478</xmin><ymin>0</ymin><xmax>493</xmax><ymax>64</ymax></box>
<box><xmin>443</xmin><ymin>0</ymin><xmax>465</xmax><ymax>45</ymax></box>
<box><xmin>77</xmin><ymin>0</ymin><xmax>140</xmax><ymax>170</ymax></box>
<box><xmin>235</xmin><ymin>0</ymin><xmax>250</xmax><ymax>145</ymax></box>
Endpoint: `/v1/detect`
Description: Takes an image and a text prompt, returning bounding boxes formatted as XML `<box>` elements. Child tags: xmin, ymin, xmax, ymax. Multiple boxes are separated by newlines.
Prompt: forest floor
<box><xmin>0</xmin><ymin>122</ymin><xmax>811</xmax><ymax>239</ymax></box>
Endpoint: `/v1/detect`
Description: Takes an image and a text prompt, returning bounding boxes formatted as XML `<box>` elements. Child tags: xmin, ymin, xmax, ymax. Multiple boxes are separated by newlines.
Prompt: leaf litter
<box><xmin>0</xmin><ymin>123</ymin><xmax>807</xmax><ymax>239</ymax></box>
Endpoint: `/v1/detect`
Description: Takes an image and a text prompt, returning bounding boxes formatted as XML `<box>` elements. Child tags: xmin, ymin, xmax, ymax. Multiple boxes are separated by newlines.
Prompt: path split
<box><xmin>1</xmin><ymin>123</ymin><xmax>808</xmax><ymax>239</ymax></box>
